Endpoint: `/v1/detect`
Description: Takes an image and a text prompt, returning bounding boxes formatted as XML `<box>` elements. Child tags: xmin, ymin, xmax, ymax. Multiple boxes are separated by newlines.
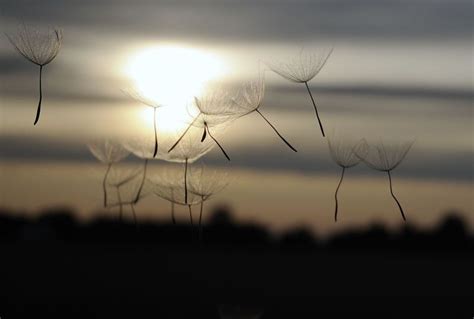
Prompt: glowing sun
<box><xmin>126</xmin><ymin>45</ymin><xmax>227</xmax><ymax>106</ymax></box>
<box><xmin>125</xmin><ymin>45</ymin><xmax>227</xmax><ymax>133</ymax></box>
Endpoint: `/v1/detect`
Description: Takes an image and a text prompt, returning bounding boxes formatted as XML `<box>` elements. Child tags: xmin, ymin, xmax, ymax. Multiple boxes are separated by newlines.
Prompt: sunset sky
<box><xmin>0</xmin><ymin>0</ymin><xmax>472</xmax><ymax>235</ymax></box>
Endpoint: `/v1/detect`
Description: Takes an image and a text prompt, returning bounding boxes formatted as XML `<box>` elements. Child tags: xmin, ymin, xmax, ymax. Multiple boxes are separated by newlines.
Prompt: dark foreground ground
<box><xmin>0</xmin><ymin>207</ymin><xmax>473</xmax><ymax>319</ymax></box>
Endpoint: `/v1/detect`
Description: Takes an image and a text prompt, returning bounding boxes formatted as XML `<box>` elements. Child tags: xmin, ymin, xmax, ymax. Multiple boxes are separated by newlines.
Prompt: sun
<box><xmin>125</xmin><ymin>45</ymin><xmax>227</xmax><ymax>133</ymax></box>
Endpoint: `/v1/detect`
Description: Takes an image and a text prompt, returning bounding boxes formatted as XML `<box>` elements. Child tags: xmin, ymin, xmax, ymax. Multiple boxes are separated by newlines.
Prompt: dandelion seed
<box><xmin>233</xmin><ymin>73</ymin><xmax>297</xmax><ymax>152</ymax></box>
<box><xmin>188</xmin><ymin>165</ymin><xmax>229</xmax><ymax>242</ymax></box>
<box><xmin>166</xmin><ymin>129</ymin><xmax>215</xmax><ymax>204</ymax></box>
<box><xmin>354</xmin><ymin>139</ymin><xmax>414</xmax><ymax>221</ymax></box>
<box><xmin>327</xmin><ymin>133</ymin><xmax>365</xmax><ymax>222</ymax></box>
<box><xmin>123</xmin><ymin>89</ymin><xmax>164</xmax><ymax>158</ymax></box>
<box><xmin>87</xmin><ymin>140</ymin><xmax>130</xmax><ymax>208</ymax></box>
<box><xmin>107</xmin><ymin>166</ymin><xmax>141</xmax><ymax>222</ymax></box>
<box><xmin>168</xmin><ymin>88</ymin><xmax>237</xmax><ymax>161</ymax></box>
<box><xmin>122</xmin><ymin>135</ymin><xmax>162</xmax><ymax>205</ymax></box>
<box><xmin>117</xmin><ymin>166</ymin><xmax>151</xmax><ymax>228</ymax></box>
<box><xmin>147</xmin><ymin>169</ymin><xmax>204</xmax><ymax>238</ymax></box>
<box><xmin>6</xmin><ymin>24</ymin><xmax>63</xmax><ymax>125</ymax></box>
<box><xmin>268</xmin><ymin>47</ymin><xmax>333</xmax><ymax>137</ymax></box>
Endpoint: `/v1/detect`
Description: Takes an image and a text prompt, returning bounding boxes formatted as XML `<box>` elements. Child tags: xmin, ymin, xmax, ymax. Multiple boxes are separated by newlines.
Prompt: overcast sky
<box><xmin>1</xmin><ymin>0</ymin><xmax>472</xmax><ymax>40</ymax></box>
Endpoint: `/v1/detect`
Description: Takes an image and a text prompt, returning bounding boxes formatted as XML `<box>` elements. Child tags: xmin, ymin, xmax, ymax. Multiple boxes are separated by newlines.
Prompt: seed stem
<box><xmin>102</xmin><ymin>163</ymin><xmax>112</xmax><ymax>208</ymax></box>
<box><xmin>153</xmin><ymin>107</ymin><xmax>158</xmax><ymax>157</ymax></box>
<box><xmin>256</xmin><ymin>109</ymin><xmax>297</xmax><ymax>152</ymax></box>
<box><xmin>168</xmin><ymin>114</ymin><xmax>200</xmax><ymax>153</ymax></box>
<box><xmin>387</xmin><ymin>170</ymin><xmax>406</xmax><ymax>221</ymax></box>
<box><xmin>206</xmin><ymin>124</ymin><xmax>230</xmax><ymax>161</ymax></box>
<box><xmin>34</xmin><ymin>65</ymin><xmax>43</xmax><ymax>125</ymax></box>
<box><xmin>184</xmin><ymin>158</ymin><xmax>188</xmax><ymax>204</ymax></box>
<box><xmin>334</xmin><ymin>166</ymin><xmax>345</xmax><ymax>222</ymax></box>
<box><xmin>133</xmin><ymin>159</ymin><xmax>148</xmax><ymax>204</ymax></box>
<box><xmin>304</xmin><ymin>81</ymin><xmax>325</xmax><ymax>137</ymax></box>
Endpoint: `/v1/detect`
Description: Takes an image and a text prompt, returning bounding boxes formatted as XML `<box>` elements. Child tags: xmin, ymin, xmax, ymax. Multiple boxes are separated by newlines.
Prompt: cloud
<box><xmin>0</xmin><ymin>134</ymin><xmax>471</xmax><ymax>182</ymax></box>
<box><xmin>1</xmin><ymin>0</ymin><xmax>471</xmax><ymax>42</ymax></box>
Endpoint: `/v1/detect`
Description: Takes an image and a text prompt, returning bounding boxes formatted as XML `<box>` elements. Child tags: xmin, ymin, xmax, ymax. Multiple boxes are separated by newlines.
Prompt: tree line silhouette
<box><xmin>0</xmin><ymin>206</ymin><xmax>471</xmax><ymax>252</ymax></box>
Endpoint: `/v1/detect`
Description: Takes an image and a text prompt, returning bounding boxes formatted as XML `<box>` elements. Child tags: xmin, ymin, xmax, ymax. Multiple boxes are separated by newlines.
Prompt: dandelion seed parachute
<box><xmin>6</xmin><ymin>24</ymin><xmax>62</xmax><ymax>125</ymax></box>
<box><xmin>355</xmin><ymin>139</ymin><xmax>414</xmax><ymax>221</ymax></box>
<box><xmin>233</xmin><ymin>75</ymin><xmax>297</xmax><ymax>152</ymax></box>
<box><xmin>169</xmin><ymin>89</ymin><xmax>238</xmax><ymax>161</ymax></box>
<box><xmin>87</xmin><ymin>140</ymin><xmax>130</xmax><ymax>207</ymax></box>
<box><xmin>327</xmin><ymin>134</ymin><xmax>365</xmax><ymax>221</ymax></box>
<box><xmin>267</xmin><ymin>48</ymin><xmax>333</xmax><ymax>137</ymax></box>
<box><xmin>122</xmin><ymin>89</ymin><xmax>165</xmax><ymax>158</ymax></box>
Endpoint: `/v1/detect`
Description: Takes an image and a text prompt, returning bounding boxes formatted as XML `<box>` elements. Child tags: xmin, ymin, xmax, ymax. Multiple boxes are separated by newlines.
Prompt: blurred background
<box><xmin>0</xmin><ymin>0</ymin><xmax>472</xmax><ymax>236</ymax></box>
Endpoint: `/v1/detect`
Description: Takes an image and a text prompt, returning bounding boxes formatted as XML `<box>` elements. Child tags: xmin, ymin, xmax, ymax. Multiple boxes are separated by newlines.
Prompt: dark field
<box><xmin>0</xmin><ymin>207</ymin><xmax>473</xmax><ymax>318</ymax></box>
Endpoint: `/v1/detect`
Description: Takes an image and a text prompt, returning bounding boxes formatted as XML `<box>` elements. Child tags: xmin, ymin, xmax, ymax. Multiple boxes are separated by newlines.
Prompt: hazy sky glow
<box><xmin>0</xmin><ymin>0</ymin><xmax>472</xmax><ymax>234</ymax></box>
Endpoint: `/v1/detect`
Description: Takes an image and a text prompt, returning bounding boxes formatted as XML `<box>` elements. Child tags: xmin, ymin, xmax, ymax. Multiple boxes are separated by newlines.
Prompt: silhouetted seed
<box><xmin>87</xmin><ymin>140</ymin><xmax>130</xmax><ymax>208</ymax></box>
<box><xmin>184</xmin><ymin>158</ymin><xmax>188</xmax><ymax>204</ymax></box>
<box><xmin>147</xmin><ymin>168</ymin><xmax>205</xmax><ymax>239</ymax></box>
<box><xmin>106</xmin><ymin>166</ymin><xmax>142</xmax><ymax>222</ymax></box>
<box><xmin>122</xmin><ymin>133</ymin><xmax>197</xmax><ymax>206</ymax></box>
<box><xmin>233</xmin><ymin>73</ymin><xmax>297</xmax><ymax>152</ymax></box>
<box><xmin>6</xmin><ymin>24</ymin><xmax>62</xmax><ymax>125</ymax></box>
<box><xmin>123</xmin><ymin>89</ymin><xmax>164</xmax><ymax>158</ymax></box>
<box><xmin>166</xmin><ymin>129</ymin><xmax>215</xmax><ymax>203</ymax></box>
<box><xmin>354</xmin><ymin>139</ymin><xmax>414</xmax><ymax>221</ymax></box>
<box><xmin>168</xmin><ymin>115</ymin><xmax>200</xmax><ymax>153</ymax></box>
<box><xmin>168</xmin><ymin>90</ymin><xmax>236</xmax><ymax>161</ymax></box>
<box><xmin>327</xmin><ymin>133</ymin><xmax>365</xmax><ymax>222</ymax></box>
<box><xmin>135</xmin><ymin>158</ymin><xmax>148</xmax><ymax>204</ymax></box>
<box><xmin>188</xmin><ymin>165</ymin><xmax>229</xmax><ymax>242</ymax></box>
<box><xmin>268</xmin><ymin>48</ymin><xmax>333</xmax><ymax>137</ymax></box>
<box><xmin>205</xmin><ymin>123</ymin><xmax>230</xmax><ymax>160</ymax></box>
<box><xmin>122</xmin><ymin>137</ymin><xmax>160</xmax><ymax>205</ymax></box>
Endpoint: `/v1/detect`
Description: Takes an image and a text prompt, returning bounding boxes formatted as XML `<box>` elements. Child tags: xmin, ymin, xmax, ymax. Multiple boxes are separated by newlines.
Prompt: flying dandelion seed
<box><xmin>166</xmin><ymin>129</ymin><xmax>215</xmax><ymax>204</ymax></box>
<box><xmin>188</xmin><ymin>165</ymin><xmax>229</xmax><ymax>241</ymax></box>
<box><xmin>168</xmin><ymin>88</ymin><xmax>237</xmax><ymax>161</ymax></box>
<box><xmin>6</xmin><ymin>24</ymin><xmax>63</xmax><ymax>125</ymax></box>
<box><xmin>87</xmin><ymin>140</ymin><xmax>130</xmax><ymax>208</ymax></box>
<box><xmin>122</xmin><ymin>134</ymin><xmax>163</xmax><ymax>205</ymax></box>
<box><xmin>114</xmin><ymin>162</ymin><xmax>152</xmax><ymax>228</ymax></box>
<box><xmin>268</xmin><ymin>47</ymin><xmax>333</xmax><ymax>137</ymax></box>
<box><xmin>107</xmin><ymin>182</ymin><xmax>145</xmax><ymax>228</ymax></box>
<box><xmin>106</xmin><ymin>165</ymin><xmax>142</xmax><ymax>222</ymax></box>
<box><xmin>354</xmin><ymin>139</ymin><xmax>414</xmax><ymax>221</ymax></box>
<box><xmin>123</xmin><ymin>88</ymin><xmax>164</xmax><ymax>158</ymax></box>
<box><xmin>233</xmin><ymin>72</ymin><xmax>297</xmax><ymax>152</ymax></box>
<box><xmin>327</xmin><ymin>133</ymin><xmax>366</xmax><ymax>222</ymax></box>
<box><xmin>147</xmin><ymin>169</ymin><xmax>204</xmax><ymax>236</ymax></box>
